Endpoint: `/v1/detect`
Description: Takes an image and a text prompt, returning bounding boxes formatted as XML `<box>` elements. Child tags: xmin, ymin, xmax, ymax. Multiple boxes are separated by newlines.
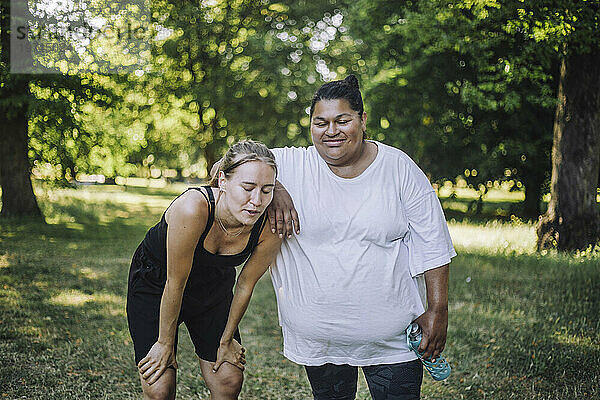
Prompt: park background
<box><xmin>0</xmin><ymin>0</ymin><xmax>599</xmax><ymax>399</ymax></box>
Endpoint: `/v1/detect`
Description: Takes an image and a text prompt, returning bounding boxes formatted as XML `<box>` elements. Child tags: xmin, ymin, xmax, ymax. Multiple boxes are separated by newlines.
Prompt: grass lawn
<box><xmin>1</xmin><ymin>184</ymin><xmax>599</xmax><ymax>399</ymax></box>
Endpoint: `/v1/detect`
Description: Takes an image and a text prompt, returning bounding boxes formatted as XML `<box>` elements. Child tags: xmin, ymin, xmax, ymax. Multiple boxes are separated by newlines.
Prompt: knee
<box><xmin>141</xmin><ymin>371</ymin><xmax>176</xmax><ymax>400</ymax></box>
<box><xmin>206</xmin><ymin>365</ymin><xmax>243</xmax><ymax>397</ymax></box>
<box><xmin>143</xmin><ymin>383</ymin><xmax>175</xmax><ymax>400</ymax></box>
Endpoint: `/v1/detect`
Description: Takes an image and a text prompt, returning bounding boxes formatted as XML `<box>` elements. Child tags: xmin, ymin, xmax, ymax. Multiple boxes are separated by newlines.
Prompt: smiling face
<box><xmin>219</xmin><ymin>160</ymin><xmax>276</xmax><ymax>226</ymax></box>
<box><xmin>311</xmin><ymin>98</ymin><xmax>367</xmax><ymax>168</ymax></box>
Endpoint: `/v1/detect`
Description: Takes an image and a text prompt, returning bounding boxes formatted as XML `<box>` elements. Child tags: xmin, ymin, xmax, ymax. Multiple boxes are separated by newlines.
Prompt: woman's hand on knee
<box><xmin>213</xmin><ymin>338</ymin><xmax>246</xmax><ymax>372</ymax></box>
<box><xmin>138</xmin><ymin>341</ymin><xmax>178</xmax><ymax>385</ymax></box>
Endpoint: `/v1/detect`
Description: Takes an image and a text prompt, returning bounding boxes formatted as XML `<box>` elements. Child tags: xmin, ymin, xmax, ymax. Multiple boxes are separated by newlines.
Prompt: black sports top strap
<box><xmin>248</xmin><ymin>213</ymin><xmax>267</xmax><ymax>249</ymax></box>
<box><xmin>202</xmin><ymin>185</ymin><xmax>215</xmax><ymax>204</ymax></box>
<box><xmin>193</xmin><ymin>186</ymin><xmax>215</xmax><ymax>244</ymax></box>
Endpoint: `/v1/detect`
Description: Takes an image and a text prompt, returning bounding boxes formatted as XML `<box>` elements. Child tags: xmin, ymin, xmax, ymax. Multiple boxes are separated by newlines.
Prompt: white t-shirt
<box><xmin>270</xmin><ymin>141</ymin><xmax>456</xmax><ymax>366</ymax></box>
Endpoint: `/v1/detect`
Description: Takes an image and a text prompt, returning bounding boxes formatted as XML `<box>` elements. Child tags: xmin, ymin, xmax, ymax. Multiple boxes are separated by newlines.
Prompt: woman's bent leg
<box><xmin>139</xmin><ymin>366</ymin><xmax>176</xmax><ymax>400</ymax></box>
<box><xmin>200</xmin><ymin>358</ymin><xmax>243</xmax><ymax>400</ymax></box>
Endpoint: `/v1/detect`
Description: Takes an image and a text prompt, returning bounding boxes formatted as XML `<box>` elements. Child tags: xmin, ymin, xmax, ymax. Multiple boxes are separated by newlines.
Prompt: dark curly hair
<box><xmin>309</xmin><ymin>74</ymin><xmax>364</xmax><ymax>119</ymax></box>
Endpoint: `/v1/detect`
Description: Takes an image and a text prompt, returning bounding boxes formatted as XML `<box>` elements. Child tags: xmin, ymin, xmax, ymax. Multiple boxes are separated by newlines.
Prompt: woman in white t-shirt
<box><xmin>267</xmin><ymin>75</ymin><xmax>456</xmax><ymax>400</ymax></box>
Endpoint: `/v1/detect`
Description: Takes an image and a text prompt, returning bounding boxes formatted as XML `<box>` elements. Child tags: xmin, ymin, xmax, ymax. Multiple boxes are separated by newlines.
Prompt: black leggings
<box><xmin>305</xmin><ymin>359</ymin><xmax>423</xmax><ymax>400</ymax></box>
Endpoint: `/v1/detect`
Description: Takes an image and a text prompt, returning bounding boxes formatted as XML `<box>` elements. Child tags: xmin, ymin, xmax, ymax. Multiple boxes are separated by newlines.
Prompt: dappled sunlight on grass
<box><xmin>2</xmin><ymin>184</ymin><xmax>599</xmax><ymax>399</ymax></box>
<box><xmin>17</xmin><ymin>325</ymin><xmax>44</xmax><ymax>338</ymax></box>
<box><xmin>49</xmin><ymin>289</ymin><xmax>94</xmax><ymax>307</ymax></box>
<box><xmin>438</xmin><ymin>186</ymin><xmax>525</xmax><ymax>202</ymax></box>
<box><xmin>445</xmin><ymin>249</ymin><xmax>600</xmax><ymax>399</ymax></box>
<box><xmin>0</xmin><ymin>254</ymin><xmax>10</xmax><ymax>268</ymax></box>
<box><xmin>35</xmin><ymin>184</ymin><xmax>176</xmax><ymax>232</ymax></box>
<box><xmin>92</xmin><ymin>292</ymin><xmax>127</xmax><ymax>317</ymax></box>
<box><xmin>0</xmin><ymin>284</ymin><xmax>21</xmax><ymax>307</ymax></box>
<box><xmin>79</xmin><ymin>266</ymin><xmax>109</xmax><ymax>280</ymax></box>
<box><xmin>37</xmin><ymin>183</ymin><xmax>182</xmax><ymax>209</ymax></box>
<box><xmin>63</xmin><ymin>222</ymin><xmax>86</xmax><ymax>231</ymax></box>
<box><xmin>448</xmin><ymin>219</ymin><xmax>537</xmax><ymax>254</ymax></box>
<box><xmin>552</xmin><ymin>328</ymin><xmax>600</xmax><ymax>350</ymax></box>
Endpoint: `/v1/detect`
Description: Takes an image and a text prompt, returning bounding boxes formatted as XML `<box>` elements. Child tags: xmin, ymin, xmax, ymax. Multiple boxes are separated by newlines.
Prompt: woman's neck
<box><xmin>215</xmin><ymin>192</ymin><xmax>247</xmax><ymax>231</ymax></box>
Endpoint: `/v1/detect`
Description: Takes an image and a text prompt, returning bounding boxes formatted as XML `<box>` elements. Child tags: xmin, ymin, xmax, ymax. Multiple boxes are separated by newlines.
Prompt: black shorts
<box><xmin>126</xmin><ymin>245</ymin><xmax>241</xmax><ymax>364</ymax></box>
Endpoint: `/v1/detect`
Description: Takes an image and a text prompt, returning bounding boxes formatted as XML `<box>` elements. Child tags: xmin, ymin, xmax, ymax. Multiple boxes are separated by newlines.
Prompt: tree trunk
<box><xmin>0</xmin><ymin>0</ymin><xmax>43</xmax><ymax>219</ymax></box>
<box><xmin>203</xmin><ymin>136</ymin><xmax>219</xmax><ymax>181</ymax></box>
<box><xmin>0</xmin><ymin>100</ymin><xmax>43</xmax><ymax>219</ymax></box>
<box><xmin>203</xmin><ymin>109</ymin><xmax>222</xmax><ymax>180</ymax></box>
<box><xmin>522</xmin><ymin>170</ymin><xmax>543</xmax><ymax>219</ymax></box>
<box><xmin>536</xmin><ymin>50</ymin><xmax>600</xmax><ymax>251</ymax></box>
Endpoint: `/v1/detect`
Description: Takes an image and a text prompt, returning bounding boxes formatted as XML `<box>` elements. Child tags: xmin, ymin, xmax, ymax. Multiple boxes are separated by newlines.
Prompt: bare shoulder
<box><xmin>165</xmin><ymin>187</ymin><xmax>212</xmax><ymax>230</ymax></box>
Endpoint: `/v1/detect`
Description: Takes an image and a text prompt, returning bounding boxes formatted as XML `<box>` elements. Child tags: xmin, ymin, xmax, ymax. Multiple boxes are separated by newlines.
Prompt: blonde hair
<box><xmin>209</xmin><ymin>140</ymin><xmax>277</xmax><ymax>187</ymax></box>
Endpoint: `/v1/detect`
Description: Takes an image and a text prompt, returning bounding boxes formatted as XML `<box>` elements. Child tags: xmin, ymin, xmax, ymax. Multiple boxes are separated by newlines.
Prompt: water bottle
<box><xmin>406</xmin><ymin>323</ymin><xmax>451</xmax><ymax>381</ymax></box>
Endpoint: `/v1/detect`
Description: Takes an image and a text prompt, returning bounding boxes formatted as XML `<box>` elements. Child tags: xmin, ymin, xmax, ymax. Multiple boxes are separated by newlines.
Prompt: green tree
<box><xmin>150</xmin><ymin>0</ymin><xmax>290</xmax><ymax>175</ymax></box>
<box><xmin>346</xmin><ymin>0</ymin><xmax>557</xmax><ymax>218</ymax></box>
<box><xmin>149</xmin><ymin>0</ymin><xmax>358</xmax><ymax>176</ymax></box>
<box><xmin>348</xmin><ymin>0</ymin><xmax>600</xmax><ymax>249</ymax></box>
<box><xmin>528</xmin><ymin>1</ymin><xmax>600</xmax><ymax>250</ymax></box>
<box><xmin>0</xmin><ymin>0</ymin><xmax>142</xmax><ymax>217</ymax></box>
<box><xmin>1</xmin><ymin>0</ymin><xmax>43</xmax><ymax>218</ymax></box>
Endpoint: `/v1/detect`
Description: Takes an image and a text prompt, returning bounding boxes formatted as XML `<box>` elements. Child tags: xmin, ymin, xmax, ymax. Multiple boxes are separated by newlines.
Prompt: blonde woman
<box><xmin>126</xmin><ymin>140</ymin><xmax>282</xmax><ymax>400</ymax></box>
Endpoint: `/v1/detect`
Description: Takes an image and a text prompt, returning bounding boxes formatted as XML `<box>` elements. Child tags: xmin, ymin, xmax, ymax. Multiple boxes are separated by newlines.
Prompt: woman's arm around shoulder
<box><xmin>267</xmin><ymin>180</ymin><xmax>300</xmax><ymax>238</ymax></box>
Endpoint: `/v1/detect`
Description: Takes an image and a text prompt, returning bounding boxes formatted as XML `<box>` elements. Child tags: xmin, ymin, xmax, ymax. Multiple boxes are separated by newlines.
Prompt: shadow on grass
<box><xmin>0</xmin><ymin>201</ymin><xmax>168</xmax><ymax>398</ymax></box>
<box><xmin>0</xmin><ymin>187</ymin><xmax>183</xmax><ymax>398</ymax></box>
<box><xmin>444</xmin><ymin>250</ymin><xmax>600</xmax><ymax>399</ymax></box>
<box><xmin>0</xmin><ymin>239</ymin><xmax>140</xmax><ymax>397</ymax></box>
<box><xmin>2</xmin><ymin>201</ymin><xmax>160</xmax><ymax>244</ymax></box>
<box><xmin>1</xmin><ymin>186</ymin><xmax>597</xmax><ymax>399</ymax></box>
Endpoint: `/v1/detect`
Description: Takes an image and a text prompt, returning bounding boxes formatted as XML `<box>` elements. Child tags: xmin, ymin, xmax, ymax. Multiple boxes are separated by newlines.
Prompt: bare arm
<box><xmin>138</xmin><ymin>191</ymin><xmax>206</xmax><ymax>384</ymax></box>
<box><xmin>266</xmin><ymin>180</ymin><xmax>300</xmax><ymax>238</ymax></box>
<box><xmin>413</xmin><ymin>264</ymin><xmax>449</xmax><ymax>361</ymax></box>
<box><xmin>213</xmin><ymin>224</ymin><xmax>283</xmax><ymax>371</ymax></box>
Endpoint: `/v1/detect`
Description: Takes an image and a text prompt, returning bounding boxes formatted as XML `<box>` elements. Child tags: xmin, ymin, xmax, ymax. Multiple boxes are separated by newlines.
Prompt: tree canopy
<box><xmin>2</xmin><ymin>0</ymin><xmax>599</xmax><ymax>249</ymax></box>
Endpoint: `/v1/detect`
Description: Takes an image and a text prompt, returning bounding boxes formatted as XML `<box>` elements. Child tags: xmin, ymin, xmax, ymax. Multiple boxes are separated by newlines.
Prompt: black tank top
<box><xmin>139</xmin><ymin>186</ymin><xmax>266</xmax><ymax>309</ymax></box>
